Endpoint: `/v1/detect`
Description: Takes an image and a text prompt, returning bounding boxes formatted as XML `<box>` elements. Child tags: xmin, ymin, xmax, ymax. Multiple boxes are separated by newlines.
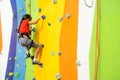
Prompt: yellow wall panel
<box><xmin>34</xmin><ymin>0</ymin><xmax>65</xmax><ymax>80</ymax></box>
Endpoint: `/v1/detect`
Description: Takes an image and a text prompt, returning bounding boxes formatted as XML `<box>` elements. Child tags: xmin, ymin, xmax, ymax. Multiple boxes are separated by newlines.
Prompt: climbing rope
<box><xmin>94</xmin><ymin>0</ymin><xmax>100</xmax><ymax>80</ymax></box>
<box><xmin>84</xmin><ymin>0</ymin><xmax>94</xmax><ymax>8</ymax></box>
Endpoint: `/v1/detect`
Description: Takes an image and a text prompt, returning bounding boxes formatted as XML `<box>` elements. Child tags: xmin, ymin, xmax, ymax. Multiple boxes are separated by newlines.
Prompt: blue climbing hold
<box><xmin>42</xmin><ymin>15</ymin><xmax>46</xmax><ymax>20</ymax></box>
<box><xmin>32</xmin><ymin>78</ymin><xmax>36</xmax><ymax>80</ymax></box>
<box><xmin>40</xmin><ymin>63</ymin><xmax>43</xmax><ymax>68</ymax></box>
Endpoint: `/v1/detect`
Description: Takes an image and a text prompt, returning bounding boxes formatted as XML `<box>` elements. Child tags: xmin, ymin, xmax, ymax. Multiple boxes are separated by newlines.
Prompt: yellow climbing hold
<box><xmin>9</xmin><ymin>72</ymin><xmax>14</xmax><ymax>77</ymax></box>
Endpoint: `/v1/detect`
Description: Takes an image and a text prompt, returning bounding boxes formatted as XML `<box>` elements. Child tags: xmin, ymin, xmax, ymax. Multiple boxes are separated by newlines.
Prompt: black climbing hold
<box><xmin>38</xmin><ymin>8</ymin><xmax>42</xmax><ymax>13</ymax></box>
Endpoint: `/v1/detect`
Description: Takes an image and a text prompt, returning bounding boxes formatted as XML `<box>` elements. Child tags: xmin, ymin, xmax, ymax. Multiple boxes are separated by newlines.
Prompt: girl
<box><xmin>18</xmin><ymin>14</ymin><xmax>44</xmax><ymax>65</ymax></box>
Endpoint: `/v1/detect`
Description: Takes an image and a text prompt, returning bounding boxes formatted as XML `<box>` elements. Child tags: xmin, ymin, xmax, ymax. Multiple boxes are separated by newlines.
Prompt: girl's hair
<box><xmin>17</xmin><ymin>14</ymin><xmax>32</xmax><ymax>33</ymax></box>
<box><xmin>22</xmin><ymin>14</ymin><xmax>32</xmax><ymax>20</ymax></box>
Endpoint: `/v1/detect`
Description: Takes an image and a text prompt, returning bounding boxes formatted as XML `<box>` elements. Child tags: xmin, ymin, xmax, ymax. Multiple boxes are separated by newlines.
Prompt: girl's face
<box><xmin>29</xmin><ymin>17</ymin><xmax>32</xmax><ymax>21</ymax></box>
<box><xmin>28</xmin><ymin>17</ymin><xmax>32</xmax><ymax>21</ymax></box>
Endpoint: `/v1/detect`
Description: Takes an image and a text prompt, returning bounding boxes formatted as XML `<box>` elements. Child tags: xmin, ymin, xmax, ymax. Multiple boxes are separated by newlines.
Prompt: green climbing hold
<box><xmin>31</xmin><ymin>28</ymin><xmax>36</xmax><ymax>32</ymax></box>
<box><xmin>14</xmin><ymin>57</ymin><xmax>18</xmax><ymax>61</ymax></box>
<box><xmin>15</xmin><ymin>73</ymin><xmax>19</xmax><ymax>78</ymax></box>
<box><xmin>56</xmin><ymin>73</ymin><xmax>61</xmax><ymax>80</ymax></box>
<box><xmin>9</xmin><ymin>72</ymin><xmax>14</xmax><ymax>77</ymax></box>
<box><xmin>53</xmin><ymin>0</ymin><xmax>57</xmax><ymax>4</ymax></box>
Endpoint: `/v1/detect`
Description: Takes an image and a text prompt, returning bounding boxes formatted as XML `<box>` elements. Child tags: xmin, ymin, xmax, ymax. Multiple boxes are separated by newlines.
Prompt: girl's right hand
<box><xmin>38</xmin><ymin>14</ymin><xmax>43</xmax><ymax>19</ymax></box>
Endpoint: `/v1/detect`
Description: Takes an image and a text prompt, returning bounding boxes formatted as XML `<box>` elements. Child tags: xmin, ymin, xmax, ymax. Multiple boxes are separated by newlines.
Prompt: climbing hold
<box><xmin>53</xmin><ymin>0</ymin><xmax>57</xmax><ymax>4</ymax></box>
<box><xmin>9</xmin><ymin>58</ymin><xmax>12</xmax><ymax>61</ymax></box>
<box><xmin>48</xmin><ymin>22</ymin><xmax>51</xmax><ymax>26</ymax></box>
<box><xmin>28</xmin><ymin>3</ymin><xmax>31</xmax><ymax>7</ymax></box>
<box><xmin>16</xmin><ymin>64</ymin><xmax>19</xmax><ymax>67</ymax></box>
<box><xmin>57</xmin><ymin>51</ymin><xmax>61</xmax><ymax>56</ymax></box>
<box><xmin>18</xmin><ymin>8</ymin><xmax>24</xmax><ymax>13</ymax></box>
<box><xmin>58</xmin><ymin>16</ymin><xmax>63</xmax><ymax>22</ymax></box>
<box><xmin>32</xmin><ymin>78</ymin><xmax>36</xmax><ymax>80</ymax></box>
<box><xmin>31</xmin><ymin>28</ymin><xmax>36</xmax><ymax>32</ymax></box>
<box><xmin>9</xmin><ymin>72</ymin><xmax>14</xmax><ymax>77</ymax></box>
<box><xmin>66</xmin><ymin>13</ymin><xmax>71</xmax><ymax>19</ymax></box>
<box><xmin>25</xmin><ymin>65</ymin><xmax>27</xmax><ymax>68</ymax></box>
<box><xmin>40</xmin><ymin>63</ymin><xmax>43</xmax><ymax>68</ymax></box>
<box><xmin>51</xmin><ymin>51</ymin><xmax>55</xmax><ymax>56</ymax></box>
<box><xmin>20</xmin><ymin>7</ymin><xmax>23</xmax><ymax>10</ymax></box>
<box><xmin>18</xmin><ymin>49</ymin><xmax>21</xmax><ymax>53</ymax></box>
<box><xmin>14</xmin><ymin>57</ymin><xmax>18</xmax><ymax>61</ymax></box>
<box><xmin>16</xmin><ymin>28</ymin><xmax>18</xmax><ymax>32</ymax></box>
<box><xmin>42</xmin><ymin>15</ymin><xmax>46</xmax><ymax>20</ymax></box>
<box><xmin>38</xmin><ymin>8</ymin><xmax>42</xmax><ymax>13</ymax></box>
<box><xmin>6</xmin><ymin>78</ymin><xmax>9</xmax><ymax>80</ymax></box>
<box><xmin>15</xmin><ymin>73</ymin><xmax>19</xmax><ymax>78</ymax></box>
<box><xmin>76</xmin><ymin>60</ymin><xmax>81</xmax><ymax>66</ymax></box>
<box><xmin>56</xmin><ymin>73</ymin><xmax>61</xmax><ymax>80</ymax></box>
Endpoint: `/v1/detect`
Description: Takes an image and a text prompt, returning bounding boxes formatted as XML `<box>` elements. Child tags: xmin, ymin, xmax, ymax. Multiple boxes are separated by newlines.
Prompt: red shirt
<box><xmin>19</xmin><ymin>20</ymin><xmax>30</xmax><ymax>34</ymax></box>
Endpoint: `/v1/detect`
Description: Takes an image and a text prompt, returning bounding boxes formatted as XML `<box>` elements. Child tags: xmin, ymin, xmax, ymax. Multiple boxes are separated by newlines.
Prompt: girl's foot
<box><xmin>32</xmin><ymin>60</ymin><xmax>43</xmax><ymax>68</ymax></box>
<box><xmin>25</xmin><ymin>52</ymin><xmax>31</xmax><ymax>59</ymax></box>
<box><xmin>40</xmin><ymin>44</ymin><xmax>44</xmax><ymax>48</ymax></box>
<box><xmin>32</xmin><ymin>60</ymin><xmax>42</xmax><ymax>65</ymax></box>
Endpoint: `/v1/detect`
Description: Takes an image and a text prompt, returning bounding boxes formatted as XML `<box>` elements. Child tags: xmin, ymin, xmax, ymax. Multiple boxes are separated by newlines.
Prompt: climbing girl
<box><xmin>18</xmin><ymin>14</ymin><xmax>44</xmax><ymax>65</ymax></box>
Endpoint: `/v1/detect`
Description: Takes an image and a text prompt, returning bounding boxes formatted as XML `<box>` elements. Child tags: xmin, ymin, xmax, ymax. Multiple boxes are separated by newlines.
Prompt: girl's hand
<box><xmin>38</xmin><ymin>14</ymin><xmax>43</xmax><ymax>19</ymax></box>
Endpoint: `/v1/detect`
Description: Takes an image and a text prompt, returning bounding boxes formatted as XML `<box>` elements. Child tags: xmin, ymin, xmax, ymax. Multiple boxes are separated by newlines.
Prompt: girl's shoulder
<box><xmin>22</xmin><ymin>20</ymin><xmax>29</xmax><ymax>24</ymax></box>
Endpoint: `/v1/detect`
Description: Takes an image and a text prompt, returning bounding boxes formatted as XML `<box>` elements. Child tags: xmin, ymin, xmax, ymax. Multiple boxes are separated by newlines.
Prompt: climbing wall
<box><xmin>0</xmin><ymin>0</ymin><xmax>79</xmax><ymax>80</ymax></box>
<box><xmin>4</xmin><ymin>0</ymin><xmax>120</xmax><ymax>80</ymax></box>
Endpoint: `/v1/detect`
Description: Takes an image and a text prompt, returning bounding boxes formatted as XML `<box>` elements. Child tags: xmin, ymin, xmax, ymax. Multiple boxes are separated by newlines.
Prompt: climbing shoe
<box><xmin>40</xmin><ymin>44</ymin><xmax>44</xmax><ymax>48</ymax></box>
<box><xmin>25</xmin><ymin>52</ymin><xmax>31</xmax><ymax>59</ymax></box>
<box><xmin>31</xmin><ymin>56</ymin><xmax>34</xmax><ymax>60</ymax></box>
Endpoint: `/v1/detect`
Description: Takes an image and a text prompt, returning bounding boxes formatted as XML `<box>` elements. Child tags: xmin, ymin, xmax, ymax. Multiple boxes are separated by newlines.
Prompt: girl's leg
<box><xmin>33</xmin><ymin>46</ymin><xmax>40</xmax><ymax>61</ymax></box>
<box><xmin>30</xmin><ymin>40</ymin><xmax>44</xmax><ymax>65</ymax></box>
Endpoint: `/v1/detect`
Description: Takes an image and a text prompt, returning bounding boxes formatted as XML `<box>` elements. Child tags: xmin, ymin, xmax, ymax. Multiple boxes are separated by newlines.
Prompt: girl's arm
<box><xmin>28</xmin><ymin>15</ymin><xmax>43</xmax><ymax>24</ymax></box>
